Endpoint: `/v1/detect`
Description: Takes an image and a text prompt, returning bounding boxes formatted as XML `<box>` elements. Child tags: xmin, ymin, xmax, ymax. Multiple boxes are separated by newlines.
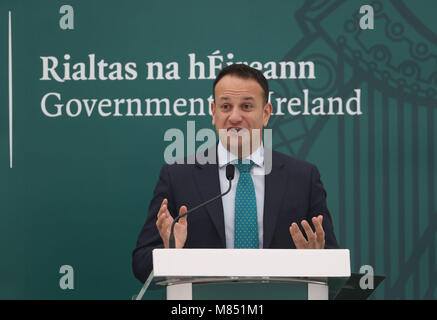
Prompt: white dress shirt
<box><xmin>217</xmin><ymin>141</ymin><xmax>265</xmax><ymax>248</ymax></box>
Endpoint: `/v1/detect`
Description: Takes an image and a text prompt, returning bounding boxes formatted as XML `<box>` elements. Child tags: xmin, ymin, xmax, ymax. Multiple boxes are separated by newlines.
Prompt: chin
<box><xmin>226</xmin><ymin>137</ymin><xmax>253</xmax><ymax>156</ymax></box>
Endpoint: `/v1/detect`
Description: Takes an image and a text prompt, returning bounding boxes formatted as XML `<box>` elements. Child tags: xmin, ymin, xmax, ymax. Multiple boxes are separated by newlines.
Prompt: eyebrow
<box><xmin>218</xmin><ymin>96</ymin><xmax>255</xmax><ymax>101</ymax></box>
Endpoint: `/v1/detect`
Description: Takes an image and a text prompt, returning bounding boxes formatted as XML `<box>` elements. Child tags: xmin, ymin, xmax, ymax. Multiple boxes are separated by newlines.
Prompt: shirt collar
<box><xmin>217</xmin><ymin>140</ymin><xmax>264</xmax><ymax>168</ymax></box>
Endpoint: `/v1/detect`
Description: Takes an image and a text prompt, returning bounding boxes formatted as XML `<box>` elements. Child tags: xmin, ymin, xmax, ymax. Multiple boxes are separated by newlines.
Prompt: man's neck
<box><xmin>219</xmin><ymin>139</ymin><xmax>262</xmax><ymax>159</ymax></box>
<box><xmin>217</xmin><ymin>139</ymin><xmax>264</xmax><ymax>167</ymax></box>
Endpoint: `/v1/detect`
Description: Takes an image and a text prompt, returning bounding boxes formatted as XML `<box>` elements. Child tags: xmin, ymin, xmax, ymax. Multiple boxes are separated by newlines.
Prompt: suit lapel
<box><xmin>191</xmin><ymin>147</ymin><xmax>287</xmax><ymax>249</ymax></box>
<box><xmin>263</xmin><ymin>152</ymin><xmax>286</xmax><ymax>248</ymax></box>
<box><xmin>192</xmin><ymin>148</ymin><xmax>226</xmax><ymax>247</ymax></box>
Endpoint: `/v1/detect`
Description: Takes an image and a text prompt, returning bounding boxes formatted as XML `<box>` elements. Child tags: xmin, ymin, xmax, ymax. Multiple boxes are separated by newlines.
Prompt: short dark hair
<box><xmin>213</xmin><ymin>64</ymin><xmax>269</xmax><ymax>104</ymax></box>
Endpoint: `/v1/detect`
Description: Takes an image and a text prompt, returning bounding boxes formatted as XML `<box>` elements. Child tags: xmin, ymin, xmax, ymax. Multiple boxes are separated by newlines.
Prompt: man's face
<box><xmin>211</xmin><ymin>75</ymin><xmax>272</xmax><ymax>157</ymax></box>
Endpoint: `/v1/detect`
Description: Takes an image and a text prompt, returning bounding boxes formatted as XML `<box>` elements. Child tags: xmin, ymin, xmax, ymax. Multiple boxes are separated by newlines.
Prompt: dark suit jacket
<box><xmin>132</xmin><ymin>149</ymin><xmax>339</xmax><ymax>283</ymax></box>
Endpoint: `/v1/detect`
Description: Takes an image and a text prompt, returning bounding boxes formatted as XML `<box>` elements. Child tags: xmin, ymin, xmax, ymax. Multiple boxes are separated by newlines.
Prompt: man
<box><xmin>132</xmin><ymin>64</ymin><xmax>339</xmax><ymax>283</ymax></box>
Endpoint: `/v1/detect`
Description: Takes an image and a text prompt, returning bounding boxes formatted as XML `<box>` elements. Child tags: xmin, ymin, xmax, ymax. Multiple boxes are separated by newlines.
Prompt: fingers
<box><xmin>156</xmin><ymin>199</ymin><xmax>168</xmax><ymax>222</ymax></box>
<box><xmin>155</xmin><ymin>199</ymin><xmax>189</xmax><ymax>249</ymax></box>
<box><xmin>289</xmin><ymin>223</ymin><xmax>307</xmax><ymax>249</ymax></box>
<box><xmin>312</xmin><ymin>215</ymin><xmax>325</xmax><ymax>249</ymax></box>
<box><xmin>157</xmin><ymin>198</ymin><xmax>168</xmax><ymax>216</ymax></box>
<box><xmin>174</xmin><ymin>205</ymin><xmax>188</xmax><ymax>249</ymax></box>
<box><xmin>156</xmin><ymin>200</ymin><xmax>167</xmax><ymax>221</ymax></box>
<box><xmin>289</xmin><ymin>215</ymin><xmax>326</xmax><ymax>249</ymax></box>
<box><xmin>301</xmin><ymin>220</ymin><xmax>317</xmax><ymax>248</ymax></box>
<box><xmin>156</xmin><ymin>199</ymin><xmax>172</xmax><ymax>238</ymax></box>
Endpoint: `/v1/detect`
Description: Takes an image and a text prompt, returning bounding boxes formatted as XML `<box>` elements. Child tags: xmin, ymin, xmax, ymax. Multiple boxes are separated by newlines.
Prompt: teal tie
<box><xmin>234</xmin><ymin>160</ymin><xmax>259</xmax><ymax>248</ymax></box>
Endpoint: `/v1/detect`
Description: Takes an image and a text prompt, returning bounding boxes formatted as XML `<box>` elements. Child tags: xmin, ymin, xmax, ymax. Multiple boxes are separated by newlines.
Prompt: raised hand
<box><xmin>156</xmin><ymin>198</ymin><xmax>188</xmax><ymax>248</ymax></box>
<box><xmin>289</xmin><ymin>215</ymin><xmax>325</xmax><ymax>249</ymax></box>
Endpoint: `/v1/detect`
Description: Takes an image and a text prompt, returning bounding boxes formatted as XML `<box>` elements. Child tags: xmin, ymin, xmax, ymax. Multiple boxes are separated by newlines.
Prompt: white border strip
<box><xmin>8</xmin><ymin>11</ymin><xmax>13</xmax><ymax>168</ymax></box>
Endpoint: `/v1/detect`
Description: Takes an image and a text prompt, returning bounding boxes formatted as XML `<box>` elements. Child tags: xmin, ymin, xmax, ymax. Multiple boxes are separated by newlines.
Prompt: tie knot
<box><xmin>233</xmin><ymin>160</ymin><xmax>254</xmax><ymax>173</ymax></box>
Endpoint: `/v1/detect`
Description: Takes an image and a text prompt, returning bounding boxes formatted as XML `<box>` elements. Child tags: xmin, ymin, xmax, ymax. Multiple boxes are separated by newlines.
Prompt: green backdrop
<box><xmin>0</xmin><ymin>0</ymin><xmax>435</xmax><ymax>299</ymax></box>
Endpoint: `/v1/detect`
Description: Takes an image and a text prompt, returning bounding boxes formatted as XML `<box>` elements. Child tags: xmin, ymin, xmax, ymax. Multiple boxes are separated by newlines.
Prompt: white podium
<box><xmin>138</xmin><ymin>249</ymin><xmax>351</xmax><ymax>300</ymax></box>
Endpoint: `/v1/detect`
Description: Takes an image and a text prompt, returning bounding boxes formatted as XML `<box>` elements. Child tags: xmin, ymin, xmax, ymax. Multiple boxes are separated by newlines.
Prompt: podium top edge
<box><xmin>152</xmin><ymin>248</ymin><xmax>350</xmax><ymax>253</ymax></box>
<box><xmin>152</xmin><ymin>249</ymin><xmax>351</xmax><ymax>278</ymax></box>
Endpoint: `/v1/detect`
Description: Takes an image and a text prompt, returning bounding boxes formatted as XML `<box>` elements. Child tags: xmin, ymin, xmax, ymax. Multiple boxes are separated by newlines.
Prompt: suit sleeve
<box><xmin>308</xmin><ymin>165</ymin><xmax>340</xmax><ymax>249</ymax></box>
<box><xmin>132</xmin><ymin>164</ymin><xmax>177</xmax><ymax>283</ymax></box>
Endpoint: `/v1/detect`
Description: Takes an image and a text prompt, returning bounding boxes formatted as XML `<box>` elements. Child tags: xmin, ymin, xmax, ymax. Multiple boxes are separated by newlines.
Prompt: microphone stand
<box><xmin>168</xmin><ymin>165</ymin><xmax>235</xmax><ymax>248</ymax></box>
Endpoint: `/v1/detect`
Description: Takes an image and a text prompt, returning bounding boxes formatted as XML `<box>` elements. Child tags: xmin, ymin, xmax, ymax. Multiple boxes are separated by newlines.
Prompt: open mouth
<box><xmin>227</xmin><ymin>127</ymin><xmax>243</xmax><ymax>134</ymax></box>
<box><xmin>226</xmin><ymin>127</ymin><xmax>249</xmax><ymax>136</ymax></box>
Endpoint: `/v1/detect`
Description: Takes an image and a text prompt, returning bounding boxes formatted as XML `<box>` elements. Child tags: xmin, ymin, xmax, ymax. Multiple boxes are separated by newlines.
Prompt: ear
<box><xmin>211</xmin><ymin>102</ymin><xmax>216</xmax><ymax>126</ymax></box>
<box><xmin>263</xmin><ymin>103</ymin><xmax>273</xmax><ymax>127</ymax></box>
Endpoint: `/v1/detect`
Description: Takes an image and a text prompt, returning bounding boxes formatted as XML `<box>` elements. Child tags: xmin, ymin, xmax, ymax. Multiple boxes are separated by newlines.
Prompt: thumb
<box><xmin>178</xmin><ymin>205</ymin><xmax>188</xmax><ymax>225</ymax></box>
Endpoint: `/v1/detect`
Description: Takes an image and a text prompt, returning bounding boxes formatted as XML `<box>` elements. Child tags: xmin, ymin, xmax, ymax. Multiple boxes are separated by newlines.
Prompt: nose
<box><xmin>228</xmin><ymin>108</ymin><xmax>243</xmax><ymax>124</ymax></box>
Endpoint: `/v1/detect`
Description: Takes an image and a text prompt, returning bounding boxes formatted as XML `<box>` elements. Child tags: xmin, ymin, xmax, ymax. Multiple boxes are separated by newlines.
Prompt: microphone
<box><xmin>168</xmin><ymin>164</ymin><xmax>235</xmax><ymax>248</ymax></box>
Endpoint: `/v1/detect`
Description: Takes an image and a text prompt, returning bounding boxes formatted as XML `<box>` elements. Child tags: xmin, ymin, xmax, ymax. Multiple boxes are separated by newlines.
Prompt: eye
<box><xmin>242</xmin><ymin>104</ymin><xmax>253</xmax><ymax>110</ymax></box>
<box><xmin>221</xmin><ymin>104</ymin><xmax>231</xmax><ymax>110</ymax></box>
